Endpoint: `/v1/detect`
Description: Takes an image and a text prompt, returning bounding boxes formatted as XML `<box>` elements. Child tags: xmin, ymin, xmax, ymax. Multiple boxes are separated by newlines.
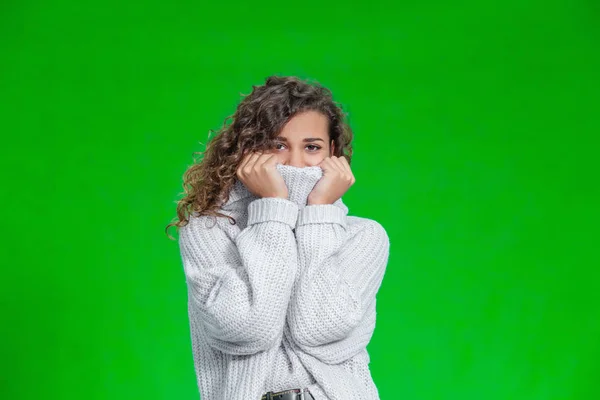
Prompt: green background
<box><xmin>2</xmin><ymin>0</ymin><xmax>599</xmax><ymax>399</ymax></box>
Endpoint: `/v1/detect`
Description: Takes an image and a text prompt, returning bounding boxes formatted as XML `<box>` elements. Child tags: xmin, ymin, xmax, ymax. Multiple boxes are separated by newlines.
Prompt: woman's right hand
<box><xmin>236</xmin><ymin>151</ymin><xmax>289</xmax><ymax>199</ymax></box>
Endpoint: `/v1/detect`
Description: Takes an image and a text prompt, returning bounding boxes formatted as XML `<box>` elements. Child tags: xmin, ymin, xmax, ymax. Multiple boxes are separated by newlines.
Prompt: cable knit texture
<box><xmin>178</xmin><ymin>164</ymin><xmax>390</xmax><ymax>400</ymax></box>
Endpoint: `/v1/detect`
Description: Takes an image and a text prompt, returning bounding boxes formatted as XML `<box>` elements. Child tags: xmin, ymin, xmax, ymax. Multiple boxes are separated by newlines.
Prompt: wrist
<box><xmin>272</xmin><ymin>191</ymin><xmax>289</xmax><ymax>200</ymax></box>
<box><xmin>260</xmin><ymin>190</ymin><xmax>288</xmax><ymax>200</ymax></box>
<box><xmin>307</xmin><ymin>196</ymin><xmax>335</xmax><ymax>205</ymax></box>
<box><xmin>307</xmin><ymin>200</ymin><xmax>332</xmax><ymax>205</ymax></box>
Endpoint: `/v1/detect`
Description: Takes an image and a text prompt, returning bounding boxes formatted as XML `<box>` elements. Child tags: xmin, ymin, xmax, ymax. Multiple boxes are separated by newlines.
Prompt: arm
<box><xmin>287</xmin><ymin>204</ymin><xmax>390</xmax><ymax>361</ymax></box>
<box><xmin>179</xmin><ymin>197</ymin><xmax>299</xmax><ymax>355</ymax></box>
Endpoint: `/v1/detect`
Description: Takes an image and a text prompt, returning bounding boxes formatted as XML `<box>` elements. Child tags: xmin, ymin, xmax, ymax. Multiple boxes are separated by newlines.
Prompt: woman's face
<box><xmin>272</xmin><ymin>110</ymin><xmax>335</xmax><ymax>167</ymax></box>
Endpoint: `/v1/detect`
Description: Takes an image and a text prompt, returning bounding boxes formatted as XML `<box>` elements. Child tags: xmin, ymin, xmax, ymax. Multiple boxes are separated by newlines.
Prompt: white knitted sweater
<box><xmin>178</xmin><ymin>164</ymin><xmax>390</xmax><ymax>400</ymax></box>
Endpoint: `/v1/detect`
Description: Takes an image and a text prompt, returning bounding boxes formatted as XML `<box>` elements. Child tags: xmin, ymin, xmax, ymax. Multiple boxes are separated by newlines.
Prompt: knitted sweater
<box><xmin>178</xmin><ymin>164</ymin><xmax>390</xmax><ymax>400</ymax></box>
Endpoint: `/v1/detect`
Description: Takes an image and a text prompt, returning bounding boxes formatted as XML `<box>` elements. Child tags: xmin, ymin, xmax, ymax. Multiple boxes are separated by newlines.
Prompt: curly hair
<box><xmin>165</xmin><ymin>75</ymin><xmax>354</xmax><ymax>240</ymax></box>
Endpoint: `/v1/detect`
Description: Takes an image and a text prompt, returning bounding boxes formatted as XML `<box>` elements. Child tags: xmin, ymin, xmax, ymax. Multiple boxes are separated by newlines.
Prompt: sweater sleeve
<box><xmin>287</xmin><ymin>204</ymin><xmax>390</xmax><ymax>353</ymax></box>
<box><xmin>179</xmin><ymin>197</ymin><xmax>299</xmax><ymax>355</ymax></box>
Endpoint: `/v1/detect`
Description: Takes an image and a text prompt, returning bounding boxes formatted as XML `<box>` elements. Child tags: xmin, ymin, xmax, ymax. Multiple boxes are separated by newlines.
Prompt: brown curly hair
<box><xmin>165</xmin><ymin>75</ymin><xmax>354</xmax><ymax>240</ymax></box>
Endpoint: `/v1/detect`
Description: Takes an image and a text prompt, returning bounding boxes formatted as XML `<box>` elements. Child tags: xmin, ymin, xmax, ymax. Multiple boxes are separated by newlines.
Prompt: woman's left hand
<box><xmin>307</xmin><ymin>156</ymin><xmax>356</xmax><ymax>205</ymax></box>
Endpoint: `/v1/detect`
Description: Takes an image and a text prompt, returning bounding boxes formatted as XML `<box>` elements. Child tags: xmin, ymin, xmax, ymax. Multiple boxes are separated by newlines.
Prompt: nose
<box><xmin>287</xmin><ymin>150</ymin><xmax>306</xmax><ymax>168</ymax></box>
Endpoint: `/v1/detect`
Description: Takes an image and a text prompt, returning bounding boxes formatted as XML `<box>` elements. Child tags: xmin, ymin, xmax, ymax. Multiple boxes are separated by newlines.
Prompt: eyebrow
<box><xmin>276</xmin><ymin>137</ymin><xmax>325</xmax><ymax>143</ymax></box>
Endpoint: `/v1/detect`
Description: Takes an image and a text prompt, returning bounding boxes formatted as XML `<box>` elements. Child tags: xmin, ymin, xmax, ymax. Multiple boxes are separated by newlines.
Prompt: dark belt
<box><xmin>261</xmin><ymin>388</ymin><xmax>314</xmax><ymax>400</ymax></box>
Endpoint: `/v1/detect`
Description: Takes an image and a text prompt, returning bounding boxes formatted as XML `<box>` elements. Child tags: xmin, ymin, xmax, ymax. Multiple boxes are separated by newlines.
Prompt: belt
<box><xmin>261</xmin><ymin>388</ymin><xmax>314</xmax><ymax>400</ymax></box>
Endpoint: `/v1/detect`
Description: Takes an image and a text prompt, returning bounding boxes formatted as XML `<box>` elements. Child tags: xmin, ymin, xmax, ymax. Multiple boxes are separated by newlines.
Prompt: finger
<box><xmin>338</xmin><ymin>156</ymin><xmax>356</xmax><ymax>184</ymax></box>
<box><xmin>239</xmin><ymin>149</ymin><xmax>256</xmax><ymax>170</ymax></box>
<box><xmin>331</xmin><ymin>156</ymin><xmax>353</xmax><ymax>184</ymax></box>
<box><xmin>262</xmin><ymin>153</ymin><xmax>280</xmax><ymax>170</ymax></box>
<box><xmin>328</xmin><ymin>156</ymin><xmax>345</xmax><ymax>174</ymax></box>
<box><xmin>253</xmin><ymin>152</ymin><xmax>273</xmax><ymax>169</ymax></box>
<box><xmin>320</xmin><ymin>156</ymin><xmax>341</xmax><ymax>172</ymax></box>
<box><xmin>331</xmin><ymin>155</ymin><xmax>344</xmax><ymax>170</ymax></box>
<box><xmin>243</xmin><ymin>151</ymin><xmax>262</xmax><ymax>172</ymax></box>
<box><xmin>318</xmin><ymin>156</ymin><xmax>333</xmax><ymax>171</ymax></box>
<box><xmin>237</xmin><ymin>152</ymin><xmax>251</xmax><ymax>176</ymax></box>
<box><xmin>338</xmin><ymin>156</ymin><xmax>353</xmax><ymax>175</ymax></box>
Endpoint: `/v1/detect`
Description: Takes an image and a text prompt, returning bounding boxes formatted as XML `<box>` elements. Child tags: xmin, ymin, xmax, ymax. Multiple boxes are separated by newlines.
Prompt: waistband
<box><xmin>261</xmin><ymin>388</ymin><xmax>314</xmax><ymax>400</ymax></box>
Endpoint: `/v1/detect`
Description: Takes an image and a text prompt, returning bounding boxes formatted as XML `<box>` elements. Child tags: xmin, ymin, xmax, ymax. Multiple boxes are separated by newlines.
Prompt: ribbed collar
<box><xmin>221</xmin><ymin>164</ymin><xmax>348</xmax><ymax>214</ymax></box>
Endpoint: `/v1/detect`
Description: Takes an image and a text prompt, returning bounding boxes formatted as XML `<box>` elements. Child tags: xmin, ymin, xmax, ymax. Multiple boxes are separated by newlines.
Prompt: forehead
<box><xmin>278</xmin><ymin>111</ymin><xmax>328</xmax><ymax>138</ymax></box>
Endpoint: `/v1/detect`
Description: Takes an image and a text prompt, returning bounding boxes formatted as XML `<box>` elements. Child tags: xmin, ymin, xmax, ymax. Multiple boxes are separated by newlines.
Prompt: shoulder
<box><xmin>346</xmin><ymin>216</ymin><xmax>390</xmax><ymax>248</ymax></box>
<box><xmin>179</xmin><ymin>213</ymin><xmax>237</xmax><ymax>249</ymax></box>
<box><xmin>347</xmin><ymin>215</ymin><xmax>388</xmax><ymax>234</ymax></box>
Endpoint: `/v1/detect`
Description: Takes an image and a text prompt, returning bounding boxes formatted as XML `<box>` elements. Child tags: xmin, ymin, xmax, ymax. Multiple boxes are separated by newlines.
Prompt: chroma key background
<box><xmin>1</xmin><ymin>0</ymin><xmax>598</xmax><ymax>399</ymax></box>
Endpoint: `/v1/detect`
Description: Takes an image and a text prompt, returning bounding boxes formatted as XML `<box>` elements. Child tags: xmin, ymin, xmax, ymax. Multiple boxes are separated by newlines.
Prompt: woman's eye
<box><xmin>306</xmin><ymin>145</ymin><xmax>321</xmax><ymax>151</ymax></box>
<box><xmin>274</xmin><ymin>143</ymin><xmax>286</xmax><ymax>150</ymax></box>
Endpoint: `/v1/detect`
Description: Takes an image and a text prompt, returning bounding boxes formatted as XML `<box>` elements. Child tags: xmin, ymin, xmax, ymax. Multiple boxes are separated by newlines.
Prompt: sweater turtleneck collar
<box><xmin>221</xmin><ymin>163</ymin><xmax>348</xmax><ymax>214</ymax></box>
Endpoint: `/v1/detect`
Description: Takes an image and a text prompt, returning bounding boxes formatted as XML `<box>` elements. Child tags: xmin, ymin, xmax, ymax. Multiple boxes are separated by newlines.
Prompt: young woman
<box><xmin>167</xmin><ymin>76</ymin><xmax>390</xmax><ymax>400</ymax></box>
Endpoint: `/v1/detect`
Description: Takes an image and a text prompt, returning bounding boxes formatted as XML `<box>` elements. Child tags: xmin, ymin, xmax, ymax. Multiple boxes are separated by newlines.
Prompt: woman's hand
<box><xmin>307</xmin><ymin>156</ymin><xmax>355</xmax><ymax>205</ymax></box>
<box><xmin>236</xmin><ymin>151</ymin><xmax>289</xmax><ymax>199</ymax></box>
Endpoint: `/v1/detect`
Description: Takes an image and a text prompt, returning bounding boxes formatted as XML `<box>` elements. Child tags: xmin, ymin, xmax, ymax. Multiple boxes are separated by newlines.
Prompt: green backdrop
<box><xmin>2</xmin><ymin>0</ymin><xmax>599</xmax><ymax>399</ymax></box>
